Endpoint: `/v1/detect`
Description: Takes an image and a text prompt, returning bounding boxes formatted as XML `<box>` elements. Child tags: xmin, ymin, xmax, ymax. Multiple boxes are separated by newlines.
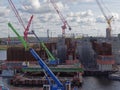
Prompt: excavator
<box><xmin>8</xmin><ymin>22</ymin><xmax>73</xmax><ymax>90</ymax></box>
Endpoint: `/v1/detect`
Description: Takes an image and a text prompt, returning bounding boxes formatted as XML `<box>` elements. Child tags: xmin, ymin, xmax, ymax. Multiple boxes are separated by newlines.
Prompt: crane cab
<box><xmin>43</xmin><ymin>81</ymin><xmax>71</xmax><ymax>90</ymax></box>
<box><xmin>43</xmin><ymin>85</ymin><xmax>50</xmax><ymax>90</ymax></box>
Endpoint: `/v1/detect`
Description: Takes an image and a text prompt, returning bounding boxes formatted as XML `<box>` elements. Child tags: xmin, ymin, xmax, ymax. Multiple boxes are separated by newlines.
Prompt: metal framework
<box><xmin>96</xmin><ymin>0</ymin><xmax>113</xmax><ymax>38</ymax></box>
<box><xmin>8</xmin><ymin>0</ymin><xmax>33</xmax><ymax>41</ymax></box>
<box><xmin>50</xmin><ymin>0</ymin><xmax>71</xmax><ymax>36</ymax></box>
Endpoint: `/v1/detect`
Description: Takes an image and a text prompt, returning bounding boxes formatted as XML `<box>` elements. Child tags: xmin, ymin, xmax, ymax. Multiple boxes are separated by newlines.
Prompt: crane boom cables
<box><xmin>96</xmin><ymin>0</ymin><xmax>108</xmax><ymax>21</ymax></box>
<box><xmin>50</xmin><ymin>0</ymin><xmax>67</xmax><ymax>26</ymax></box>
<box><xmin>8</xmin><ymin>0</ymin><xmax>26</xmax><ymax>30</ymax></box>
<box><xmin>8</xmin><ymin>0</ymin><xmax>34</xmax><ymax>41</ymax></box>
<box><xmin>101</xmin><ymin>0</ymin><xmax>111</xmax><ymax>14</ymax></box>
<box><xmin>96</xmin><ymin>0</ymin><xmax>113</xmax><ymax>28</ymax></box>
<box><xmin>50</xmin><ymin>0</ymin><xmax>71</xmax><ymax>36</ymax></box>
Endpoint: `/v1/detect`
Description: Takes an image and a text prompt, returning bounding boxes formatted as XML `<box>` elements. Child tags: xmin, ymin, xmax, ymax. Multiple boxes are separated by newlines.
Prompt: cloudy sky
<box><xmin>0</xmin><ymin>0</ymin><xmax>120</xmax><ymax>38</ymax></box>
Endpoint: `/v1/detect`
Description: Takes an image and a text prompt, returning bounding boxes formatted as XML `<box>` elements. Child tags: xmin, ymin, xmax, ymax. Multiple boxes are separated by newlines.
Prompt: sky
<box><xmin>0</xmin><ymin>0</ymin><xmax>120</xmax><ymax>38</ymax></box>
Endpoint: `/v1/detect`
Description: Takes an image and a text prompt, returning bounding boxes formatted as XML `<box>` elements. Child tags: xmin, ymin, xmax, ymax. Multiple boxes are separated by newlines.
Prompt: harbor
<box><xmin>1</xmin><ymin>76</ymin><xmax>120</xmax><ymax>90</ymax></box>
<box><xmin>0</xmin><ymin>35</ymin><xmax>120</xmax><ymax>90</ymax></box>
<box><xmin>1</xmin><ymin>0</ymin><xmax>120</xmax><ymax>90</ymax></box>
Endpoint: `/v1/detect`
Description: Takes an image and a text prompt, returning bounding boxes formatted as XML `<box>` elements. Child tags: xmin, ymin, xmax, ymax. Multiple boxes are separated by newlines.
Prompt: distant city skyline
<box><xmin>0</xmin><ymin>0</ymin><xmax>120</xmax><ymax>38</ymax></box>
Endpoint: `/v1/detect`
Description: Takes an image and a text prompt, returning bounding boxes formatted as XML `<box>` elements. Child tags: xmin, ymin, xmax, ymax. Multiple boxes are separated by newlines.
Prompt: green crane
<box><xmin>31</xmin><ymin>30</ymin><xmax>58</xmax><ymax>64</ymax></box>
<box><xmin>8</xmin><ymin>23</ymin><xmax>58</xmax><ymax>65</ymax></box>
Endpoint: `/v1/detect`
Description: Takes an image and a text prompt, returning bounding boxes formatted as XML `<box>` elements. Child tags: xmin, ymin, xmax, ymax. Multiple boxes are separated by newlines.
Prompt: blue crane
<box><xmin>8</xmin><ymin>22</ymin><xmax>72</xmax><ymax>90</ymax></box>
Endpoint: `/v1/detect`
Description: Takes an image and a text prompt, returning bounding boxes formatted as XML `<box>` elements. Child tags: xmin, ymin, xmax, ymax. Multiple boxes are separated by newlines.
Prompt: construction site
<box><xmin>0</xmin><ymin>0</ymin><xmax>120</xmax><ymax>90</ymax></box>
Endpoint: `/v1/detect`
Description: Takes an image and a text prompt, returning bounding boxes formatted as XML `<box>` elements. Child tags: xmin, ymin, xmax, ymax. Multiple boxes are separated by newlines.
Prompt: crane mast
<box><xmin>96</xmin><ymin>0</ymin><xmax>113</xmax><ymax>38</ymax></box>
<box><xmin>50</xmin><ymin>0</ymin><xmax>71</xmax><ymax>36</ymax></box>
<box><xmin>24</xmin><ymin>15</ymin><xmax>34</xmax><ymax>41</ymax></box>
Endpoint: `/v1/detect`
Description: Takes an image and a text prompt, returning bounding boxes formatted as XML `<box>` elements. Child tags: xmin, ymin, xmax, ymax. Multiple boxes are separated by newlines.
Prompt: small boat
<box><xmin>109</xmin><ymin>72</ymin><xmax>120</xmax><ymax>80</ymax></box>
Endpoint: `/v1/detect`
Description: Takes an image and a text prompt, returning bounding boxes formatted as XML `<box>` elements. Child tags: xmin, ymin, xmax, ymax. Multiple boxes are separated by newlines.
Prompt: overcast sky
<box><xmin>0</xmin><ymin>0</ymin><xmax>120</xmax><ymax>38</ymax></box>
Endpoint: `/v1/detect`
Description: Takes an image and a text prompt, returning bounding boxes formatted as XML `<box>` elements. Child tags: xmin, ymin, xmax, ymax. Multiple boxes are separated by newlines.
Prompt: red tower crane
<box><xmin>24</xmin><ymin>15</ymin><xmax>34</xmax><ymax>41</ymax></box>
<box><xmin>8</xmin><ymin>0</ymin><xmax>33</xmax><ymax>41</ymax></box>
<box><xmin>96</xmin><ymin>0</ymin><xmax>113</xmax><ymax>38</ymax></box>
<box><xmin>50</xmin><ymin>0</ymin><xmax>71</xmax><ymax>36</ymax></box>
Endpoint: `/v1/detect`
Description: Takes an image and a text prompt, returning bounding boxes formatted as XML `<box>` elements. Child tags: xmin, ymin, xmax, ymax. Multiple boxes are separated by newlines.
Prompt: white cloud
<box><xmin>1</xmin><ymin>0</ymin><xmax>120</xmax><ymax>38</ymax></box>
<box><xmin>79</xmin><ymin>0</ymin><xmax>95</xmax><ymax>2</ymax></box>
<box><xmin>76</xmin><ymin>17</ymin><xmax>95</xmax><ymax>26</ymax></box>
<box><xmin>96</xmin><ymin>12</ymin><xmax>120</xmax><ymax>23</ymax></box>
<box><xmin>96</xmin><ymin>16</ymin><xmax>105</xmax><ymax>23</ymax></box>
<box><xmin>111</xmin><ymin>13</ymin><xmax>119</xmax><ymax>21</ymax></box>
<box><xmin>81</xmin><ymin>10</ymin><xmax>94</xmax><ymax>17</ymax></box>
<box><xmin>55</xmin><ymin>2</ymin><xmax>64</xmax><ymax>10</ymax></box>
<box><xmin>19</xmin><ymin>0</ymin><xmax>69</xmax><ymax>15</ymax></box>
<box><xmin>62</xmin><ymin>0</ymin><xmax>95</xmax><ymax>3</ymax></box>
<box><xmin>29</xmin><ymin>0</ymin><xmax>41</xmax><ymax>9</ymax></box>
<box><xmin>67</xmin><ymin>10</ymin><xmax>94</xmax><ymax>17</ymax></box>
<box><xmin>0</xmin><ymin>7</ymin><xmax>10</xmax><ymax>16</ymax></box>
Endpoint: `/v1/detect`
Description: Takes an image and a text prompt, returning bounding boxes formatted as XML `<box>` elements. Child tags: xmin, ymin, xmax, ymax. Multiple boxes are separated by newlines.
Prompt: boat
<box><xmin>109</xmin><ymin>72</ymin><xmax>120</xmax><ymax>80</ymax></box>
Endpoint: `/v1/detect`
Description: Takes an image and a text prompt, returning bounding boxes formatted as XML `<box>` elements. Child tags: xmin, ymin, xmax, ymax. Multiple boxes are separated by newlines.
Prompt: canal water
<box><xmin>1</xmin><ymin>76</ymin><xmax>120</xmax><ymax>90</ymax></box>
<box><xmin>82</xmin><ymin>76</ymin><xmax>120</xmax><ymax>90</ymax></box>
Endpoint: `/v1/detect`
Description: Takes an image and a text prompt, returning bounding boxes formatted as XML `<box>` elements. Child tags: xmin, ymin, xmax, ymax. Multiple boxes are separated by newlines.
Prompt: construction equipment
<box><xmin>50</xmin><ymin>0</ymin><xmax>71</xmax><ymax>36</ymax></box>
<box><xmin>8</xmin><ymin>0</ymin><xmax>34</xmax><ymax>42</ymax></box>
<box><xmin>96</xmin><ymin>0</ymin><xmax>113</xmax><ymax>38</ymax></box>
<box><xmin>8</xmin><ymin>0</ymin><xmax>58</xmax><ymax>64</ymax></box>
<box><xmin>8</xmin><ymin>22</ymin><xmax>72</xmax><ymax>90</ymax></box>
<box><xmin>24</xmin><ymin>15</ymin><xmax>34</xmax><ymax>41</ymax></box>
<box><xmin>31</xmin><ymin>30</ymin><xmax>59</xmax><ymax>65</ymax></box>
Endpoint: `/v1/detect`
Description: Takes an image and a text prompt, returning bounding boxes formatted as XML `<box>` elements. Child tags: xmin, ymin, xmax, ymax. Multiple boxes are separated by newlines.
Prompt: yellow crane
<box><xmin>96</xmin><ymin>0</ymin><xmax>113</xmax><ymax>38</ymax></box>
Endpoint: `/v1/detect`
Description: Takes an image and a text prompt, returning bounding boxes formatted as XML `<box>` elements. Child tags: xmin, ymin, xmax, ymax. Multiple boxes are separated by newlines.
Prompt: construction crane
<box><xmin>8</xmin><ymin>0</ymin><xmax>33</xmax><ymax>41</ymax></box>
<box><xmin>96</xmin><ymin>0</ymin><xmax>113</xmax><ymax>38</ymax></box>
<box><xmin>50</xmin><ymin>0</ymin><xmax>71</xmax><ymax>36</ymax></box>
<box><xmin>24</xmin><ymin>15</ymin><xmax>34</xmax><ymax>41</ymax></box>
<box><xmin>8</xmin><ymin>0</ymin><xmax>58</xmax><ymax>64</ymax></box>
<box><xmin>8</xmin><ymin>22</ymin><xmax>72</xmax><ymax>90</ymax></box>
<box><xmin>31</xmin><ymin>30</ymin><xmax>59</xmax><ymax>65</ymax></box>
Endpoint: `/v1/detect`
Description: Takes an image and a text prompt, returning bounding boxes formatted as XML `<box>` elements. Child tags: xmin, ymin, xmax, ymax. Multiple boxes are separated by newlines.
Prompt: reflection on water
<box><xmin>2</xmin><ymin>77</ymin><xmax>120</xmax><ymax>90</ymax></box>
<box><xmin>82</xmin><ymin>76</ymin><xmax>120</xmax><ymax>90</ymax></box>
